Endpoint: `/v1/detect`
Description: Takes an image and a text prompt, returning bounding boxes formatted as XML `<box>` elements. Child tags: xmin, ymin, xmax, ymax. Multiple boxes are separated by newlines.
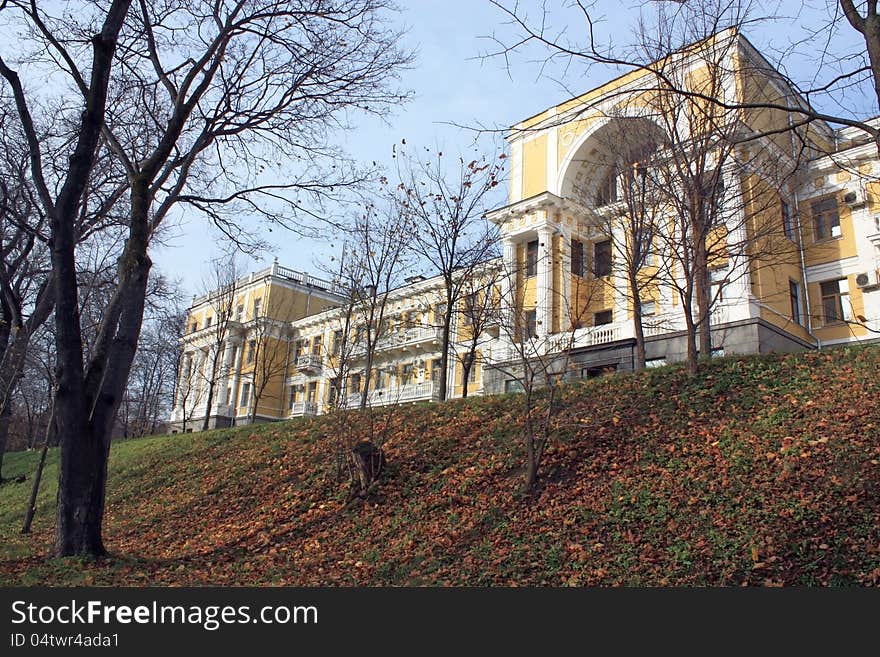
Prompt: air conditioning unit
<box><xmin>844</xmin><ymin>189</ymin><xmax>866</xmax><ymax>208</ymax></box>
<box><xmin>855</xmin><ymin>270</ymin><xmax>880</xmax><ymax>289</ymax></box>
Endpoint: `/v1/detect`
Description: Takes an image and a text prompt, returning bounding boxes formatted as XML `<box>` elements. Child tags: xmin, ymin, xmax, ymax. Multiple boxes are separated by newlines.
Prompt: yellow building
<box><xmin>171</xmin><ymin>29</ymin><xmax>880</xmax><ymax>429</ymax></box>
<box><xmin>171</xmin><ymin>262</ymin><xmax>498</xmax><ymax>430</ymax></box>
<box><xmin>480</xmin><ymin>28</ymin><xmax>880</xmax><ymax>391</ymax></box>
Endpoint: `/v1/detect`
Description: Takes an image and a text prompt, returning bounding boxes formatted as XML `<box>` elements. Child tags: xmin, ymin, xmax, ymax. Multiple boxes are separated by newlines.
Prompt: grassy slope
<box><xmin>1</xmin><ymin>345</ymin><xmax>879</xmax><ymax>586</ymax></box>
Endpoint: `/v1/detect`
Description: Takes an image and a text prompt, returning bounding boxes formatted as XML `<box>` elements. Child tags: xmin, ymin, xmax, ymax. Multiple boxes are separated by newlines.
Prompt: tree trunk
<box><xmin>201</xmin><ymin>348</ymin><xmax>222</xmax><ymax>431</ymax></box>
<box><xmin>46</xmin><ymin>0</ymin><xmax>133</xmax><ymax>558</ymax></box>
<box><xmin>360</xmin><ymin>347</ymin><xmax>374</xmax><ymax>411</ymax></box>
<box><xmin>55</xmin><ymin>178</ymin><xmax>150</xmax><ymax>557</ymax></box>
<box><xmin>684</xmin><ymin>311</ymin><xmax>698</xmax><ymax>376</ymax></box>
<box><xmin>55</xmin><ymin>423</ymin><xmax>109</xmax><ymax>555</ymax></box>
<box><xmin>22</xmin><ymin>403</ymin><xmax>54</xmax><ymax>534</ymax></box>
<box><xmin>629</xmin><ymin>272</ymin><xmax>646</xmax><ymax>370</ymax></box>
<box><xmin>438</xmin><ymin>298</ymin><xmax>453</xmax><ymax>401</ymax></box>
<box><xmin>695</xmin><ymin>241</ymin><xmax>712</xmax><ymax>359</ymax></box>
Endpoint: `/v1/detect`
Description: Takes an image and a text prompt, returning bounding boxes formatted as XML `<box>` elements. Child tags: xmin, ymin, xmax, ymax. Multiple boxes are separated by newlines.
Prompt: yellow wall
<box><xmin>521</xmin><ymin>134</ymin><xmax>548</xmax><ymax>199</ymax></box>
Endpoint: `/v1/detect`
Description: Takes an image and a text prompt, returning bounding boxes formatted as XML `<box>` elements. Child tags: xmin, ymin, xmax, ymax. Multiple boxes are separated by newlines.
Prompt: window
<box><xmin>781</xmin><ymin>199</ymin><xmax>796</xmax><ymax>242</ymax></box>
<box><xmin>642</xmin><ymin>239</ymin><xmax>657</xmax><ymax>267</ymax></box>
<box><xmin>434</xmin><ymin>303</ymin><xmax>447</xmax><ymax>325</ymax></box>
<box><xmin>811</xmin><ymin>197</ymin><xmax>841</xmax><ymax>242</ymax></box>
<box><xmin>789</xmin><ymin>280</ymin><xmax>802</xmax><ymax>326</ymax></box>
<box><xmin>350</xmin><ymin>373</ymin><xmax>362</xmax><ymax>393</ymax></box>
<box><xmin>468</xmin><ymin>360</ymin><xmax>478</xmax><ymax>383</ymax></box>
<box><xmin>294</xmin><ymin>339</ymin><xmax>306</xmax><ymax>358</ymax></box>
<box><xmin>240</xmin><ymin>382</ymin><xmax>251</xmax><ymax>408</ymax></box>
<box><xmin>820</xmin><ymin>278</ymin><xmax>851</xmax><ymax>325</ymax></box>
<box><xmin>190</xmin><ymin>321</ymin><xmax>198</xmax><ymax>333</ymax></box>
<box><xmin>311</xmin><ymin>335</ymin><xmax>322</xmax><ymax>355</ymax></box>
<box><xmin>525</xmin><ymin>240</ymin><xmax>538</xmax><ymax>278</ymax></box>
<box><xmin>236</xmin><ymin>304</ymin><xmax>244</xmax><ymax>321</ymax></box>
<box><xmin>246</xmin><ymin>339</ymin><xmax>256</xmax><ymax>363</ymax></box>
<box><xmin>307</xmin><ymin>382</ymin><xmax>317</xmax><ymax>402</ymax></box>
<box><xmin>596</xmin><ymin>169</ymin><xmax>617</xmax><ymax>206</ymax></box>
<box><xmin>328</xmin><ymin>378</ymin><xmax>341</xmax><ymax>405</ymax></box>
<box><xmin>252</xmin><ymin>297</ymin><xmax>262</xmax><ymax>318</ymax></box>
<box><xmin>594</xmin><ymin>310</ymin><xmax>613</xmax><ymax>326</ymax></box>
<box><xmin>583</xmin><ymin>364</ymin><xmax>617</xmax><ymax>379</ymax></box>
<box><xmin>571</xmin><ymin>238</ymin><xmax>586</xmax><ymax>277</ymax></box>
<box><xmin>205</xmin><ymin>315</ymin><xmax>213</xmax><ymax>327</ymax></box>
<box><xmin>462</xmin><ymin>293</ymin><xmax>477</xmax><ymax>325</ymax></box>
<box><xmin>646</xmin><ymin>357</ymin><xmax>667</xmax><ymax>369</ymax></box>
<box><xmin>593</xmin><ymin>240</ymin><xmax>612</xmax><ymax>277</ymax></box>
<box><xmin>710</xmin><ymin>268</ymin><xmax>727</xmax><ymax>303</ymax></box>
<box><xmin>332</xmin><ymin>329</ymin><xmax>343</xmax><ymax>355</ymax></box>
<box><xmin>523</xmin><ymin>309</ymin><xmax>538</xmax><ymax>340</ymax></box>
<box><xmin>504</xmin><ymin>379</ymin><xmax>525</xmax><ymax>394</ymax></box>
<box><xmin>288</xmin><ymin>385</ymin><xmax>298</xmax><ymax>410</ymax></box>
<box><xmin>402</xmin><ymin>363</ymin><xmax>414</xmax><ymax>381</ymax></box>
<box><xmin>640</xmin><ymin>301</ymin><xmax>657</xmax><ymax>317</ymax></box>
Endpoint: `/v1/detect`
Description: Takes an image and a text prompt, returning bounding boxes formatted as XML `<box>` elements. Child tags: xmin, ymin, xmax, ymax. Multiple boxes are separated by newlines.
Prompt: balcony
<box><xmin>398</xmin><ymin>325</ymin><xmax>442</xmax><ymax>349</ymax></box>
<box><xmin>346</xmin><ymin>325</ymin><xmax>443</xmax><ymax>360</ymax></box>
<box><xmin>296</xmin><ymin>354</ymin><xmax>323</xmax><ymax>373</ymax></box>
<box><xmin>289</xmin><ymin>401</ymin><xmax>319</xmax><ymax>417</ymax></box>
<box><xmin>345</xmin><ymin>381</ymin><xmax>437</xmax><ymax>408</ymax></box>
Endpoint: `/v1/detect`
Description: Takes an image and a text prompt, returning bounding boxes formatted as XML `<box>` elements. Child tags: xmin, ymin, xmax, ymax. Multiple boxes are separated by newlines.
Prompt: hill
<box><xmin>1</xmin><ymin>345</ymin><xmax>879</xmax><ymax>586</ymax></box>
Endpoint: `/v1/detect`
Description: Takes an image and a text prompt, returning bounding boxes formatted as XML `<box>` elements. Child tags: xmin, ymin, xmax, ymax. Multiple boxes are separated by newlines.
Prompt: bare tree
<box><xmin>247</xmin><ymin>299</ymin><xmax>295</xmax><ymax>425</ymax></box>
<box><xmin>583</xmin><ymin>114</ymin><xmax>665</xmax><ymax>370</ymax></box>
<box><xmin>396</xmin><ymin>146</ymin><xmax>504</xmax><ymax>400</ymax></box>
<box><xmin>487</xmin><ymin>250</ymin><xmax>597</xmax><ymax>494</ymax></box>
<box><xmin>454</xmin><ymin>264</ymin><xmax>502</xmax><ymax>397</ymax></box>
<box><xmin>119</xmin><ymin>296</ymin><xmax>183</xmax><ymax>437</ymax></box>
<box><xmin>345</xmin><ymin>198</ymin><xmax>414</xmax><ymax>410</ymax></box>
<box><xmin>195</xmin><ymin>255</ymin><xmax>241</xmax><ymax>431</ymax></box>
<box><xmin>0</xmin><ymin>0</ymin><xmax>411</xmax><ymax>556</ymax></box>
<box><xmin>172</xmin><ymin>337</ymin><xmax>205</xmax><ymax>435</ymax></box>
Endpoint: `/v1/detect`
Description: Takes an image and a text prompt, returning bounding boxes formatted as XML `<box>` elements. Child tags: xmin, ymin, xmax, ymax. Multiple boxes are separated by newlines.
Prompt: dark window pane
<box><xmin>594</xmin><ymin>240</ymin><xmax>612</xmax><ymax>277</ymax></box>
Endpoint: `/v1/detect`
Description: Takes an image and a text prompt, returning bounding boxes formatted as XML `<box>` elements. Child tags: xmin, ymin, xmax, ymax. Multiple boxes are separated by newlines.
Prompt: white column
<box><xmin>228</xmin><ymin>339</ymin><xmax>244</xmax><ymax>412</ymax></box>
<box><xmin>174</xmin><ymin>352</ymin><xmax>193</xmax><ymax>415</ymax></box>
<box><xmin>558</xmin><ymin>226</ymin><xmax>572</xmax><ymax>329</ymax></box>
<box><xmin>218</xmin><ymin>341</ymin><xmax>236</xmax><ymax>406</ymax></box>
<box><xmin>537</xmin><ymin>225</ymin><xmax>553</xmax><ymax>337</ymax></box>
<box><xmin>500</xmin><ymin>239</ymin><xmax>517</xmax><ymax>347</ymax></box>
<box><xmin>611</xmin><ymin>223</ymin><xmax>629</xmax><ymax>326</ymax></box>
<box><xmin>723</xmin><ymin>171</ymin><xmax>755</xmax><ymax>321</ymax></box>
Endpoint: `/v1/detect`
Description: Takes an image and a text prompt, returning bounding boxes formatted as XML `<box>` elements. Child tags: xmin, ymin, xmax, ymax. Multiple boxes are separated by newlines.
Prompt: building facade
<box><xmin>171</xmin><ymin>30</ymin><xmax>880</xmax><ymax>430</ymax></box>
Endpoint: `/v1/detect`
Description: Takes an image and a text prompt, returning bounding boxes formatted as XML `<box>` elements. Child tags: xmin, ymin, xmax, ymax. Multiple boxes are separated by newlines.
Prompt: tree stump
<box><xmin>347</xmin><ymin>440</ymin><xmax>385</xmax><ymax>499</ymax></box>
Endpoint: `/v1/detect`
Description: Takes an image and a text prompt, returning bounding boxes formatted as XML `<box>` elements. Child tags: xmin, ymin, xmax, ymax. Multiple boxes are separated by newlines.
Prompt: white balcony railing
<box><xmin>345</xmin><ymin>381</ymin><xmax>436</xmax><ymax>408</ymax></box>
<box><xmin>289</xmin><ymin>400</ymin><xmax>319</xmax><ymax>417</ymax></box>
<box><xmin>400</xmin><ymin>325</ymin><xmax>442</xmax><ymax>346</ymax></box>
<box><xmin>346</xmin><ymin>325</ymin><xmax>442</xmax><ymax>359</ymax></box>
<box><xmin>296</xmin><ymin>354</ymin><xmax>323</xmax><ymax>372</ymax></box>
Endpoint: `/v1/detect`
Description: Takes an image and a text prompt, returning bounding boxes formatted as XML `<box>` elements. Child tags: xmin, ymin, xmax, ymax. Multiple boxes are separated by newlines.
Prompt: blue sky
<box><xmin>151</xmin><ymin>1</ymin><xmax>633</xmax><ymax>297</ymax></box>
<box><xmin>151</xmin><ymin>0</ymin><xmax>871</xmax><ymax>300</ymax></box>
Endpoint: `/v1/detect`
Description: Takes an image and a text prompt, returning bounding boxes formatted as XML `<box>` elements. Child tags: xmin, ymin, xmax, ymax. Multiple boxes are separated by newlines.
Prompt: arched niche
<box><xmin>557</xmin><ymin>114</ymin><xmax>666</xmax><ymax>209</ymax></box>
